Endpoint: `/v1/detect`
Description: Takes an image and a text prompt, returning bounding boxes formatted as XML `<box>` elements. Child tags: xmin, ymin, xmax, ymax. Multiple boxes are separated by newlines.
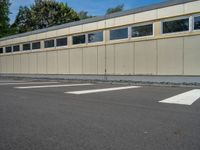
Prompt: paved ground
<box><xmin>0</xmin><ymin>78</ymin><xmax>200</xmax><ymax>150</ymax></box>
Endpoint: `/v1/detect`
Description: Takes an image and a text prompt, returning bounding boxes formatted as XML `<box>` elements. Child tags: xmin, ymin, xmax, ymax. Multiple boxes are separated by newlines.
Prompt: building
<box><xmin>0</xmin><ymin>0</ymin><xmax>200</xmax><ymax>83</ymax></box>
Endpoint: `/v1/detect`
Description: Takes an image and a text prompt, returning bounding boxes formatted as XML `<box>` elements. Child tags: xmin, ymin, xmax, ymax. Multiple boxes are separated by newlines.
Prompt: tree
<box><xmin>106</xmin><ymin>4</ymin><xmax>124</xmax><ymax>15</ymax></box>
<box><xmin>78</xmin><ymin>11</ymin><xmax>93</xmax><ymax>20</ymax></box>
<box><xmin>13</xmin><ymin>0</ymin><xmax>80</xmax><ymax>33</ymax></box>
<box><xmin>0</xmin><ymin>0</ymin><xmax>11</xmax><ymax>38</ymax></box>
<box><xmin>12</xmin><ymin>6</ymin><xmax>33</xmax><ymax>33</ymax></box>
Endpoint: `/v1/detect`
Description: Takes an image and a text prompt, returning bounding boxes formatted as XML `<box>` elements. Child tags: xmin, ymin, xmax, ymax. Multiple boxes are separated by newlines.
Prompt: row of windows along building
<box><xmin>0</xmin><ymin>15</ymin><xmax>200</xmax><ymax>54</ymax></box>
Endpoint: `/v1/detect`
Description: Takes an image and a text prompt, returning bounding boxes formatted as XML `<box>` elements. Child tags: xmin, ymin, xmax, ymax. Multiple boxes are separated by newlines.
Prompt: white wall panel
<box><xmin>115</xmin><ymin>43</ymin><xmax>134</xmax><ymax>75</ymax></box>
<box><xmin>69</xmin><ymin>48</ymin><xmax>83</xmax><ymax>74</ymax></box>
<box><xmin>1</xmin><ymin>56</ymin><xmax>7</xmax><ymax>73</ymax></box>
<box><xmin>83</xmin><ymin>47</ymin><xmax>98</xmax><ymax>74</ymax></box>
<box><xmin>184</xmin><ymin>0</ymin><xmax>200</xmax><ymax>14</ymax></box>
<box><xmin>135</xmin><ymin>10</ymin><xmax>157</xmax><ymax>23</ymax></box>
<box><xmin>21</xmin><ymin>54</ymin><xmax>29</xmax><ymax>74</ymax></box>
<box><xmin>13</xmin><ymin>55</ymin><xmax>21</xmax><ymax>73</ymax></box>
<box><xmin>184</xmin><ymin>35</ymin><xmax>200</xmax><ymax>75</ymax></box>
<box><xmin>135</xmin><ymin>41</ymin><xmax>157</xmax><ymax>75</ymax></box>
<box><xmin>47</xmin><ymin>51</ymin><xmax>58</xmax><ymax>74</ymax></box>
<box><xmin>6</xmin><ymin>56</ymin><xmax>13</xmax><ymax>73</ymax></box>
<box><xmin>97</xmin><ymin>46</ymin><xmax>106</xmax><ymax>75</ymax></box>
<box><xmin>157</xmin><ymin>5</ymin><xmax>184</xmax><ymax>18</ymax></box>
<box><xmin>106</xmin><ymin>45</ymin><xmax>115</xmax><ymax>74</ymax></box>
<box><xmin>57</xmin><ymin>50</ymin><xmax>69</xmax><ymax>74</ymax></box>
<box><xmin>158</xmin><ymin>38</ymin><xmax>184</xmax><ymax>75</ymax></box>
<box><xmin>29</xmin><ymin>53</ymin><xmax>38</xmax><ymax>74</ymax></box>
<box><xmin>37</xmin><ymin>52</ymin><xmax>47</xmax><ymax>74</ymax></box>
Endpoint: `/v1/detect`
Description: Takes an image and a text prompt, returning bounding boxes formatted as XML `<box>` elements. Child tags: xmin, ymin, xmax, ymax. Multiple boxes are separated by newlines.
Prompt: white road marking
<box><xmin>0</xmin><ymin>82</ymin><xmax>59</xmax><ymax>86</ymax></box>
<box><xmin>15</xmin><ymin>83</ymin><xmax>93</xmax><ymax>89</ymax></box>
<box><xmin>66</xmin><ymin>86</ymin><xmax>141</xmax><ymax>95</ymax></box>
<box><xmin>159</xmin><ymin>89</ymin><xmax>200</xmax><ymax>105</ymax></box>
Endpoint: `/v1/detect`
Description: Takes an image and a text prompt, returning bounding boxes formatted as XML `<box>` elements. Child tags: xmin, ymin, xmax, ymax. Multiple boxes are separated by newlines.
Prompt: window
<box><xmin>194</xmin><ymin>16</ymin><xmax>200</xmax><ymax>30</ymax></box>
<box><xmin>56</xmin><ymin>37</ymin><xmax>67</xmax><ymax>47</ymax></box>
<box><xmin>13</xmin><ymin>45</ymin><xmax>20</xmax><ymax>52</ymax></box>
<box><xmin>0</xmin><ymin>48</ymin><xmax>3</xmax><ymax>54</ymax></box>
<box><xmin>32</xmin><ymin>42</ymin><xmax>41</xmax><ymax>50</ymax></box>
<box><xmin>132</xmin><ymin>24</ymin><xmax>153</xmax><ymax>37</ymax></box>
<box><xmin>23</xmin><ymin>43</ymin><xmax>31</xmax><ymax>51</ymax></box>
<box><xmin>110</xmin><ymin>28</ymin><xmax>128</xmax><ymax>40</ymax></box>
<box><xmin>73</xmin><ymin>35</ymin><xmax>86</xmax><ymax>45</ymax></box>
<box><xmin>162</xmin><ymin>18</ymin><xmax>189</xmax><ymax>34</ymax></box>
<box><xmin>5</xmin><ymin>46</ymin><xmax>12</xmax><ymax>53</ymax></box>
<box><xmin>88</xmin><ymin>31</ymin><xmax>103</xmax><ymax>43</ymax></box>
<box><xmin>44</xmin><ymin>39</ymin><xmax>55</xmax><ymax>48</ymax></box>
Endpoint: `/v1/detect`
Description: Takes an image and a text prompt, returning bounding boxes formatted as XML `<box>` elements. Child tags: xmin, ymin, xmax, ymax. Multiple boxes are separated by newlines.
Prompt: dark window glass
<box><xmin>44</xmin><ymin>40</ymin><xmax>55</xmax><ymax>48</ymax></box>
<box><xmin>163</xmin><ymin>18</ymin><xmax>189</xmax><ymax>34</ymax></box>
<box><xmin>88</xmin><ymin>31</ymin><xmax>103</xmax><ymax>43</ymax></box>
<box><xmin>5</xmin><ymin>46</ymin><xmax>12</xmax><ymax>53</ymax></box>
<box><xmin>32</xmin><ymin>42</ymin><xmax>41</xmax><ymax>50</ymax></box>
<box><xmin>110</xmin><ymin>28</ymin><xmax>128</xmax><ymax>40</ymax></box>
<box><xmin>132</xmin><ymin>24</ymin><xmax>153</xmax><ymax>37</ymax></box>
<box><xmin>194</xmin><ymin>16</ymin><xmax>200</xmax><ymax>30</ymax></box>
<box><xmin>56</xmin><ymin>37</ymin><xmax>67</xmax><ymax>47</ymax></box>
<box><xmin>0</xmin><ymin>48</ymin><xmax>3</xmax><ymax>54</ymax></box>
<box><xmin>13</xmin><ymin>45</ymin><xmax>20</xmax><ymax>52</ymax></box>
<box><xmin>23</xmin><ymin>43</ymin><xmax>31</xmax><ymax>51</ymax></box>
<box><xmin>73</xmin><ymin>35</ymin><xmax>85</xmax><ymax>45</ymax></box>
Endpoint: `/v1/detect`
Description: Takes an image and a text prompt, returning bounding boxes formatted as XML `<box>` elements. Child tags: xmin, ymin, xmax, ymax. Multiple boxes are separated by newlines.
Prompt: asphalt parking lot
<box><xmin>0</xmin><ymin>78</ymin><xmax>200</xmax><ymax>150</ymax></box>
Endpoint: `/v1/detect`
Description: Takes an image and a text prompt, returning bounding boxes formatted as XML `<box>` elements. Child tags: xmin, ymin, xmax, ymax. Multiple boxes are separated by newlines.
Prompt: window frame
<box><xmin>0</xmin><ymin>47</ymin><xmax>4</xmax><ymax>54</ymax></box>
<box><xmin>32</xmin><ymin>41</ymin><xmax>41</xmax><ymax>50</ymax></box>
<box><xmin>13</xmin><ymin>45</ymin><xmax>20</xmax><ymax>52</ymax></box>
<box><xmin>160</xmin><ymin>15</ymin><xmax>191</xmax><ymax>36</ymax></box>
<box><xmin>193</xmin><ymin>14</ymin><xmax>200</xmax><ymax>31</ymax></box>
<box><xmin>131</xmin><ymin>22</ymin><xmax>154</xmax><ymax>39</ymax></box>
<box><xmin>87</xmin><ymin>31</ymin><xmax>104</xmax><ymax>44</ymax></box>
<box><xmin>109</xmin><ymin>27</ymin><xmax>129</xmax><ymax>41</ymax></box>
<box><xmin>5</xmin><ymin>46</ymin><xmax>12</xmax><ymax>53</ymax></box>
<box><xmin>72</xmin><ymin>34</ymin><xmax>86</xmax><ymax>45</ymax></box>
<box><xmin>161</xmin><ymin>16</ymin><xmax>190</xmax><ymax>35</ymax></box>
<box><xmin>56</xmin><ymin>36</ymin><xmax>68</xmax><ymax>47</ymax></box>
<box><xmin>22</xmin><ymin>43</ymin><xmax>31</xmax><ymax>51</ymax></box>
<box><xmin>44</xmin><ymin>39</ymin><xmax>55</xmax><ymax>49</ymax></box>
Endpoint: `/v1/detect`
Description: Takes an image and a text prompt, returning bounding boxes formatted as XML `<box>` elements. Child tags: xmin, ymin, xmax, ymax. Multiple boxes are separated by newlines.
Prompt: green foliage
<box><xmin>0</xmin><ymin>0</ymin><xmax>11</xmax><ymax>38</ymax></box>
<box><xmin>78</xmin><ymin>11</ymin><xmax>94</xmax><ymax>20</ymax></box>
<box><xmin>106</xmin><ymin>4</ymin><xmax>124</xmax><ymax>15</ymax></box>
<box><xmin>13</xmin><ymin>0</ymin><xmax>80</xmax><ymax>33</ymax></box>
<box><xmin>12</xmin><ymin>6</ymin><xmax>33</xmax><ymax>33</ymax></box>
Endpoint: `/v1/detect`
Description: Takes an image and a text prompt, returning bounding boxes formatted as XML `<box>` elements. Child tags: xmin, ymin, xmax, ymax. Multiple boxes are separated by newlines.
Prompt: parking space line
<box><xmin>65</xmin><ymin>86</ymin><xmax>141</xmax><ymax>95</ymax></box>
<box><xmin>159</xmin><ymin>89</ymin><xmax>200</xmax><ymax>105</ymax></box>
<box><xmin>0</xmin><ymin>82</ymin><xmax>59</xmax><ymax>86</ymax></box>
<box><xmin>15</xmin><ymin>83</ymin><xmax>93</xmax><ymax>89</ymax></box>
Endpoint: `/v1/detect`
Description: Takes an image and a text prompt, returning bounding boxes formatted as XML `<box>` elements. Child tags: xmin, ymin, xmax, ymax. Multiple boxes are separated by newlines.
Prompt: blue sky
<box><xmin>9</xmin><ymin>0</ymin><xmax>166</xmax><ymax>23</ymax></box>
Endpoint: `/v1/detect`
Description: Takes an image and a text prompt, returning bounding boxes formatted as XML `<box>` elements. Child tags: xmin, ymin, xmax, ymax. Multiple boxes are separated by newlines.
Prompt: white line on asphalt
<box><xmin>66</xmin><ymin>86</ymin><xmax>141</xmax><ymax>95</ymax></box>
<box><xmin>159</xmin><ymin>89</ymin><xmax>200</xmax><ymax>105</ymax></box>
<box><xmin>15</xmin><ymin>83</ymin><xmax>93</xmax><ymax>89</ymax></box>
<box><xmin>0</xmin><ymin>82</ymin><xmax>59</xmax><ymax>86</ymax></box>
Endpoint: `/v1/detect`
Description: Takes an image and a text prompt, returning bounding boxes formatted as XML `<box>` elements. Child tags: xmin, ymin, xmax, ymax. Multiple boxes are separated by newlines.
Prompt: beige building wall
<box><xmin>184</xmin><ymin>35</ymin><xmax>200</xmax><ymax>75</ymax></box>
<box><xmin>29</xmin><ymin>53</ymin><xmax>38</xmax><ymax>74</ymax></box>
<box><xmin>0</xmin><ymin>35</ymin><xmax>199</xmax><ymax>76</ymax></box>
<box><xmin>13</xmin><ymin>54</ymin><xmax>21</xmax><ymax>74</ymax></box>
<box><xmin>157</xmin><ymin>38</ymin><xmax>184</xmax><ymax>75</ymax></box>
<box><xmin>0</xmin><ymin>0</ymin><xmax>200</xmax><ymax>76</ymax></box>
<box><xmin>135</xmin><ymin>40</ymin><xmax>157</xmax><ymax>75</ymax></box>
<box><xmin>69</xmin><ymin>48</ymin><xmax>83</xmax><ymax>74</ymax></box>
<box><xmin>57</xmin><ymin>49</ymin><xmax>70</xmax><ymax>74</ymax></box>
<box><xmin>83</xmin><ymin>47</ymin><xmax>98</xmax><ymax>74</ymax></box>
<box><xmin>115</xmin><ymin>43</ymin><xmax>134</xmax><ymax>75</ymax></box>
